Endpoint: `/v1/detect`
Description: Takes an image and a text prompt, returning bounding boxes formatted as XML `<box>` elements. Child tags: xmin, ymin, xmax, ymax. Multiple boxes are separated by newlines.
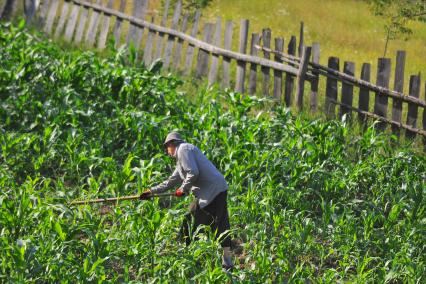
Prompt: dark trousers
<box><xmin>179</xmin><ymin>191</ymin><xmax>231</xmax><ymax>248</ymax></box>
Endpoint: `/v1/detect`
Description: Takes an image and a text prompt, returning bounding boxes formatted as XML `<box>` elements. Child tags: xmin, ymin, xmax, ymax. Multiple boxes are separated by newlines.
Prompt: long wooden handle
<box><xmin>70</xmin><ymin>192</ymin><xmax>174</xmax><ymax>205</ymax></box>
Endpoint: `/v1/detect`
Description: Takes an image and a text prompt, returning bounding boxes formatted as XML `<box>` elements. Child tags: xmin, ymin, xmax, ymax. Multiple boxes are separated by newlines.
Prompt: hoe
<box><xmin>70</xmin><ymin>192</ymin><xmax>175</xmax><ymax>206</ymax></box>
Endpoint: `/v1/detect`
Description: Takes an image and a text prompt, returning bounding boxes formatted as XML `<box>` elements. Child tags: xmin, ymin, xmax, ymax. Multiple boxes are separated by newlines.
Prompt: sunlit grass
<box><xmin>203</xmin><ymin>0</ymin><xmax>426</xmax><ymax>94</ymax></box>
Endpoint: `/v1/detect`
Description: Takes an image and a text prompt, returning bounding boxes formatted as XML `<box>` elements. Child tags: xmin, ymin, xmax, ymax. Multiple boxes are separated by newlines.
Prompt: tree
<box><xmin>367</xmin><ymin>0</ymin><xmax>426</xmax><ymax>56</ymax></box>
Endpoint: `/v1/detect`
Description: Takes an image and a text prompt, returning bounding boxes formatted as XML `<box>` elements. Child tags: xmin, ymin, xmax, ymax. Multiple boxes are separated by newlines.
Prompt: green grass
<box><xmin>1</xmin><ymin>22</ymin><xmax>425</xmax><ymax>283</ymax></box>
<box><xmin>203</xmin><ymin>0</ymin><xmax>426</xmax><ymax>93</ymax></box>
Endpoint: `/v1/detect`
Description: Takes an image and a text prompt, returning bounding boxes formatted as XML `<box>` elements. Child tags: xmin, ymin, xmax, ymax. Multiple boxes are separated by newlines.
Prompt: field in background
<box><xmin>203</xmin><ymin>0</ymin><xmax>426</xmax><ymax>93</ymax></box>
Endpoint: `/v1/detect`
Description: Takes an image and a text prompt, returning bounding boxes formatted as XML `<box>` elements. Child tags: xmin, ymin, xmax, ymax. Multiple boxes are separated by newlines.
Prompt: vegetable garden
<box><xmin>1</xmin><ymin>22</ymin><xmax>425</xmax><ymax>282</ymax></box>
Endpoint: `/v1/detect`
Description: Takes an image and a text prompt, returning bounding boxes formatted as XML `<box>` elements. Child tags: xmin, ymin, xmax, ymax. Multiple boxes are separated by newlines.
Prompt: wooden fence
<box><xmin>27</xmin><ymin>0</ymin><xmax>426</xmax><ymax>148</ymax></box>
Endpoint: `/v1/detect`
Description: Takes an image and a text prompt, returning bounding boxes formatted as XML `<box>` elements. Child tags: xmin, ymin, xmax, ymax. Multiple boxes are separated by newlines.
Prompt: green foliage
<box><xmin>366</xmin><ymin>0</ymin><xmax>426</xmax><ymax>56</ymax></box>
<box><xmin>1</xmin><ymin>23</ymin><xmax>425</xmax><ymax>282</ymax></box>
<box><xmin>166</xmin><ymin>0</ymin><xmax>213</xmax><ymax>19</ymax></box>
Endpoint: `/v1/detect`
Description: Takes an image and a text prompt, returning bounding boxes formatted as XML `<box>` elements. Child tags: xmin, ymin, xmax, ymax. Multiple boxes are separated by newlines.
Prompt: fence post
<box><xmin>284</xmin><ymin>36</ymin><xmax>296</xmax><ymax>107</ymax></box>
<box><xmin>235</xmin><ymin>19</ymin><xmax>249</xmax><ymax>93</ymax></box>
<box><xmin>222</xmin><ymin>20</ymin><xmax>233</xmax><ymax>88</ymax></box>
<box><xmin>391</xmin><ymin>51</ymin><xmax>406</xmax><ymax>137</ymax></box>
<box><xmin>154</xmin><ymin>0</ymin><xmax>171</xmax><ymax>62</ymax></box>
<box><xmin>273</xmin><ymin>37</ymin><xmax>284</xmax><ymax>101</ymax></box>
<box><xmin>85</xmin><ymin>0</ymin><xmax>102</xmax><ymax>47</ymax></box>
<box><xmin>1</xmin><ymin>0</ymin><xmax>19</xmax><ymax>21</ymax></box>
<box><xmin>423</xmin><ymin>83</ymin><xmax>426</xmax><ymax>152</ymax></box>
<box><xmin>310</xmin><ymin>42</ymin><xmax>320</xmax><ymax>112</ymax></box>
<box><xmin>143</xmin><ymin>16</ymin><xmax>156</xmax><ymax>66</ymax></box>
<box><xmin>358</xmin><ymin>63</ymin><xmax>371</xmax><ymax>125</ymax></box>
<box><xmin>248</xmin><ymin>33</ymin><xmax>260</xmax><ymax>95</ymax></box>
<box><xmin>340</xmin><ymin>62</ymin><xmax>355</xmax><ymax>119</ymax></box>
<box><xmin>173</xmin><ymin>13</ymin><xmax>189</xmax><ymax>71</ymax></box>
<box><xmin>64</xmin><ymin>1</ymin><xmax>81</xmax><ymax>42</ymax></box>
<box><xmin>184</xmin><ymin>10</ymin><xmax>201</xmax><ymax>75</ymax></box>
<box><xmin>373</xmin><ymin>58</ymin><xmax>391</xmax><ymax>131</ymax></box>
<box><xmin>261</xmin><ymin>28</ymin><xmax>271</xmax><ymax>97</ymax></box>
<box><xmin>24</xmin><ymin>0</ymin><xmax>37</xmax><ymax>23</ymax></box>
<box><xmin>164</xmin><ymin>0</ymin><xmax>182</xmax><ymax>69</ymax></box>
<box><xmin>39</xmin><ymin>0</ymin><xmax>51</xmax><ymax>22</ymax></box>
<box><xmin>54</xmin><ymin>0</ymin><xmax>70</xmax><ymax>39</ymax></box>
<box><xmin>208</xmin><ymin>17</ymin><xmax>222</xmax><ymax>86</ymax></box>
<box><xmin>295</xmin><ymin>46</ymin><xmax>311</xmax><ymax>110</ymax></box>
<box><xmin>44</xmin><ymin>0</ymin><xmax>60</xmax><ymax>34</ymax></box>
<box><xmin>298</xmin><ymin>22</ymin><xmax>304</xmax><ymax>57</ymax></box>
<box><xmin>75</xmin><ymin>2</ymin><xmax>89</xmax><ymax>43</ymax></box>
<box><xmin>196</xmin><ymin>23</ymin><xmax>214</xmax><ymax>78</ymax></box>
<box><xmin>127</xmin><ymin>0</ymin><xmax>148</xmax><ymax>50</ymax></box>
<box><xmin>97</xmin><ymin>0</ymin><xmax>115</xmax><ymax>49</ymax></box>
<box><xmin>113</xmin><ymin>0</ymin><xmax>127</xmax><ymax>47</ymax></box>
<box><xmin>325</xmin><ymin>57</ymin><xmax>340</xmax><ymax>118</ymax></box>
<box><xmin>405</xmin><ymin>74</ymin><xmax>421</xmax><ymax>139</ymax></box>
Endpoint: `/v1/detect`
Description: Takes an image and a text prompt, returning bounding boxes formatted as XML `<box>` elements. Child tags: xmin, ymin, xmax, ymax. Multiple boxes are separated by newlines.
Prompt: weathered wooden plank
<box><xmin>184</xmin><ymin>9</ymin><xmax>201</xmax><ymax>75</ymax></box>
<box><xmin>391</xmin><ymin>51</ymin><xmax>406</xmax><ymax>136</ymax></box>
<box><xmin>97</xmin><ymin>0</ymin><xmax>114</xmax><ymax>49</ymax></box>
<box><xmin>164</xmin><ymin>0</ymin><xmax>182</xmax><ymax>69</ymax></box>
<box><xmin>24</xmin><ymin>0</ymin><xmax>37</xmax><ymax>23</ymax></box>
<box><xmin>261</xmin><ymin>28</ymin><xmax>271</xmax><ymax>97</ymax></box>
<box><xmin>44</xmin><ymin>0</ymin><xmax>60</xmax><ymax>34</ymax></box>
<box><xmin>358</xmin><ymin>63</ymin><xmax>371</xmax><ymax>124</ymax></box>
<box><xmin>295</xmin><ymin>46</ymin><xmax>311</xmax><ymax>110</ymax></box>
<box><xmin>248</xmin><ymin>33</ymin><xmax>260</xmax><ymax>95</ymax></box>
<box><xmin>235</xmin><ymin>19</ymin><xmax>249</xmax><ymax>93</ymax></box>
<box><xmin>325</xmin><ymin>57</ymin><xmax>340</xmax><ymax>118</ymax></box>
<box><xmin>298</xmin><ymin>21</ymin><xmax>304</xmax><ymax>57</ymax></box>
<box><xmin>74</xmin><ymin>2</ymin><xmax>89</xmax><ymax>44</ymax></box>
<box><xmin>423</xmin><ymin>83</ymin><xmax>426</xmax><ymax>151</ymax></box>
<box><xmin>40</xmin><ymin>0</ymin><xmax>51</xmax><ymax>20</ymax></box>
<box><xmin>284</xmin><ymin>35</ymin><xmax>296</xmax><ymax>106</ymax></box>
<box><xmin>373</xmin><ymin>58</ymin><xmax>392</xmax><ymax>131</ymax></box>
<box><xmin>143</xmin><ymin>16</ymin><xmax>156</xmax><ymax>66</ymax></box>
<box><xmin>405</xmin><ymin>75</ymin><xmax>421</xmax><ymax>139</ymax></box>
<box><xmin>173</xmin><ymin>13</ymin><xmax>189</xmax><ymax>70</ymax></box>
<box><xmin>310</xmin><ymin>42</ymin><xmax>320</xmax><ymax>112</ymax></box>
<box><xmin>64</xmin><ymin>2</ymin><xmax>80</xmax><ymax>42</ymax></box>
<box><xmin>208</xmin><ymin>17</ymin><xmax>221</xmax><ymax>86</ymax></box>
<box><xmin>273</xmin><ymin>37</ymin><xmax>284</xmax><ymax>101</ymax></box>
<box><xmin>196</xmin><ymin>23</ymin><xmax>214</xmax><ymax>78</ymax></box>
<box><xmin>85</xmin><ymin>0</ymin><xmax>102</xmax><ymax>47</ymax></box>
<box><xmin>154</xmin><ymin>0</ymin><xmax>171</xmax><ymax>62</ymax></box>
<box><xmin>113</xmin><ymin>0</ymin><xmax>126</xmax><ymax>47</ymax></box>
<box><xmin>126</xmin><ymin>0</ymin><xmax>148</xmax><ymax>50</ymax></box>
<box><xmin>333</xmin><ymin>99</ymin><xmax>426</xmax><ymax>137</ymax></box>
<box><xmin>54</xmin><ymin>1</ymin><xmax>70</xmax><ymax>38</ymax></box>
<box><xmin>222</xmin><ymin>20</ymin><xmax>233</xmax><ymax>88</ymax></box>
<box><xmin>340</xmin><ymin>62</ymin><xmax>355</xmax><ymax>118</ymax></box>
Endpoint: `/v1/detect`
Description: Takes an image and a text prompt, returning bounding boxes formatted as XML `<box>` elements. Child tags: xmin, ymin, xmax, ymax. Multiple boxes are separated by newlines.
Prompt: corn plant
<box><xmin>0</xmin><ymin>22</ymin><xmax>425</xmax><ymax>283</ymax></box>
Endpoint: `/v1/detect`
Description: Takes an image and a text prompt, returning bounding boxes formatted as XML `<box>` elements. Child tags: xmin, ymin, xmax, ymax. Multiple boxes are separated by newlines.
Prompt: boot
<box><xmin>221</xmin><ymin>247</ymin><xmax>234</xmax><ymax>271</ymax></box>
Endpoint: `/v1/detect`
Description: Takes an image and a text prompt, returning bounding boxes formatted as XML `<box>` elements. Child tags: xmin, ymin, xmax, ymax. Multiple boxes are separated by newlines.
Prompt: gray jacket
<box><xmin>151</xmin><ymin>143</ymin><xmax>228</xmax><ymax>208</ymax></box>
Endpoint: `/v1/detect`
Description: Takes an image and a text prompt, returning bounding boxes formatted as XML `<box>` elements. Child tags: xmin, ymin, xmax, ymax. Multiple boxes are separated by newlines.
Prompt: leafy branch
<box><xmin>367</xmin><ymin>0</ymin><xmax>426</xmax><ymax>56</ymax></box>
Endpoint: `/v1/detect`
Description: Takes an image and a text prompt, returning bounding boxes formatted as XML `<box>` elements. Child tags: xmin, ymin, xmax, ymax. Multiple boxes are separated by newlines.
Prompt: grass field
<box><xmin>202</xmin><ymin>0</ymin><xmax>426</xmax><ymax>91</ymax></box>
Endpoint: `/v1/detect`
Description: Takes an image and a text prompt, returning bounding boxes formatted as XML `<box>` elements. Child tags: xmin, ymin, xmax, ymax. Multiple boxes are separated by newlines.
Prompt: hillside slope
<box><xmin>1</xmin><ymin>23</ymin><xmax>425</xmax><ymax>282</ymax></box>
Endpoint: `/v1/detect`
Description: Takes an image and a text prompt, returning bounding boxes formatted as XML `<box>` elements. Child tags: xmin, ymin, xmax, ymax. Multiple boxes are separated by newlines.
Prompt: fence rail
<box><xmin>19</xmin><ymin>0</ymin><xmax>426</xmax><ymax>149</ymax></box>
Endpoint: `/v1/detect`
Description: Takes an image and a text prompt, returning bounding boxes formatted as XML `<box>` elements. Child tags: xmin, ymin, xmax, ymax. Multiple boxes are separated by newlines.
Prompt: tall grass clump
<box><xmin>1</xmin><ymin>23</ymin><xmax>425</xmax><ymax>282</ymax></box>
